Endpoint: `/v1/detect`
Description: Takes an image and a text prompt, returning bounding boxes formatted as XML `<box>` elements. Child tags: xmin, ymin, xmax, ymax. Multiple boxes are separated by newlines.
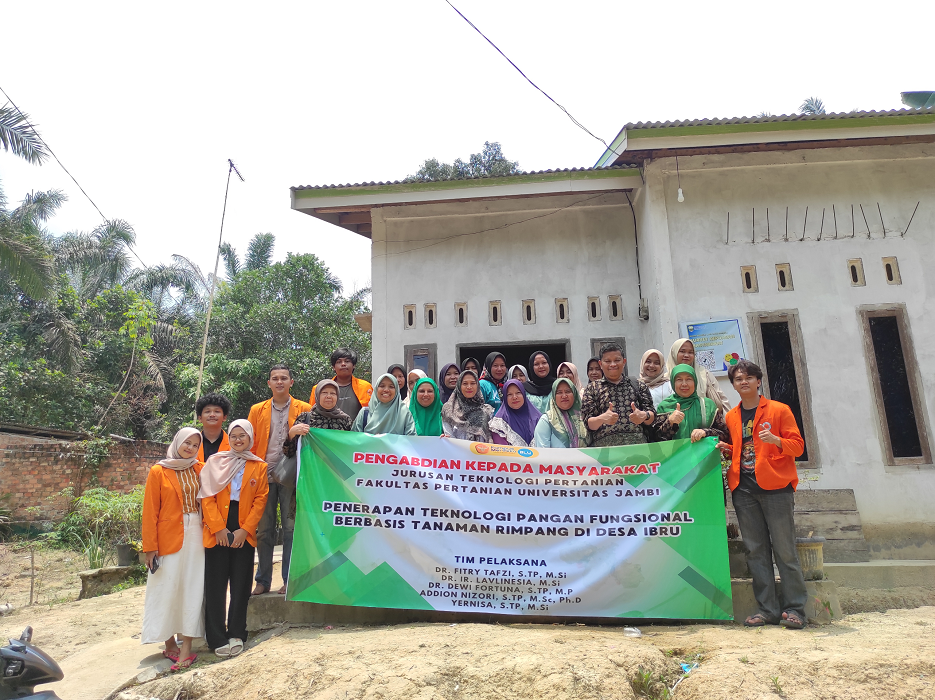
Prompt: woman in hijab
<box><xmin>441</xmin><ymin>370</ymin><xmax>493</xmax><ymax>441</ymax></box>
<box><xmin>438</xmin><ymin>363</ymin><xmax>460</xmax><ymax>404</ymax></box>
<box><xmin>141</xmin><ymin>428</ymin><xmax>204</xmax><ymax>671</ymax></box>
<box><xmin>668</xmin><ymin>339</ymin><xmax>731</xmax><ymax>413</ymax></box>
<box><xmin>409</xmin><ymin>377</ymin><xmax>444</xmax><ymax>437</ymax></box>
<box><xmin>652</xmin><ymin>364</ymin><xmax>728</xmax><ymax>443</ymax></box>
<box><xmin>508</xmin><ymin>364</ymin><xmax>529</xmax><ymax>383</ymax></box>
<box><xmin>586</xmin><ymin>357</ymin><xmax>603</xmax><ymax>384</ymax></box>
<box><xmin>387</xmin><ymin>364</ymin><xmax>408</xmax><ymax>403</ymax></box>
<box><xmin>199</xmin><ymin>419</ymin><xmax>269</xmax><ymax>659</ymax></box>
<box><xmin>556</xmin><ymin>362</ymin><xmax>584</xmax><ymax>393</ymax></box>
<box><xmin>534</xmin><ymin>378</ymin><xmax>589</xmax><ymax>449</ymax></box>
<box><xmin>460</xmin><ymin>357</ymin><xmax>481</xmax><ymax>376</ymax></box>
<box><xmin>523</xmin><ymin>350</ymin><xmax>557</xmax><ymax>413</ymax></box>
<box><xmin>489</xmin><ymin>379</ymin><xmax>541</xmax><ymax>447</ymax></box>
<box><xmin>478</xmin><ymin>351</ymin><xmax>508</xmax><ymax>411</ymax></box>
<box><xmin>639</xmin><ymin>349</ymin><xmax>673</xmax><ymax>407</ymax></box>
<box><xmin>353</xmin><ymin>374</ymin><xmax>416</xmax><ymax>435</ymax></box>
<box><xmin>283</xmin><ymin>380</ymin><xmax>352</xmax><ymax>459</ymax></box>
<box><xmin>403</xmin><ymin>369</ymin><xmax>427</xmax><ymax>408</ymax></box>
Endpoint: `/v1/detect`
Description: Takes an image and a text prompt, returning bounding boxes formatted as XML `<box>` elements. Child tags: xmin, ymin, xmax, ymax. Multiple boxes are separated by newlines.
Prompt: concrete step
<box><xmin>823</xmin><ymin>560</ymin><xmax>935</xmax><ymax>589</ymax></box>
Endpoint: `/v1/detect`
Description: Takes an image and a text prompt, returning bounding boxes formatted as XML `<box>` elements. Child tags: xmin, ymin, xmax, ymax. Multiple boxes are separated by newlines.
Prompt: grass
<box><xmin>769</xmin><ymin>675</ymin><xmax>784</xmax><ymax>695</ymax></box>
<box><xmin>630</xmin><ymin>667</ymin><xmax>671</xmax><ymax>700</ymax></box>
<box><xmin>739</xmin><ymin>655</ymin><xmax>749</xmax><ymax>664</ymax></box>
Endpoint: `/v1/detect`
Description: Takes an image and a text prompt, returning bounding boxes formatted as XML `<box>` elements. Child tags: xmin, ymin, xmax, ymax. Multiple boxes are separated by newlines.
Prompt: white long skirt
<box><xmin>141</xmin><ymin>511</ymin><xmax>205</xmax><ymax>643</ymax></box>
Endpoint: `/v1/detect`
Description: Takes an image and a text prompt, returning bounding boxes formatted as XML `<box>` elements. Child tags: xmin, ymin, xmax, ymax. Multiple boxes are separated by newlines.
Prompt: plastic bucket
<box><xmin>795</xmin><ymin>537</ymin><xmax>825</xmax><ymax>580</ymax></box>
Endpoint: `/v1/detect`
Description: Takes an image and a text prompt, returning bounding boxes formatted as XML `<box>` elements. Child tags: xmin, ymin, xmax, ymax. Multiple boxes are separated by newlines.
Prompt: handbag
<box><xmin>271</xmin><ymin>451</ymin><xmax>298</xmax><ymax>487</ymax></box>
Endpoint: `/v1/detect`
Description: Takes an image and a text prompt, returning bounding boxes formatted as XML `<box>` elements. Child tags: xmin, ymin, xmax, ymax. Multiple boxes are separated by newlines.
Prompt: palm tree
<box><xmin>0</xmin><ymin>186</ymin><xmax>62</xmax><ymax>299</ymax></box>
<box><xmin>0</xmin><ymin>106</ymin><xmax>49</xmax><ymax>165</ymax></box>
<box><xmin>799</xmin><ymin>97</ymin><xmax>826</xmax><ymax>115</ymax></box>
<box><xmin>245</xmin><ymin>233</ymin><xmax>275</xmax><ymax>271</ymax></box>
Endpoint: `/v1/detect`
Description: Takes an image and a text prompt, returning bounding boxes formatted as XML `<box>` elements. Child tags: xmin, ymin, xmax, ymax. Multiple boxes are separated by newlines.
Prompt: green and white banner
<box><xmin>288</xmin><ymin>431</ymin><xmax>732</xmax><ymax>620</ymax></box>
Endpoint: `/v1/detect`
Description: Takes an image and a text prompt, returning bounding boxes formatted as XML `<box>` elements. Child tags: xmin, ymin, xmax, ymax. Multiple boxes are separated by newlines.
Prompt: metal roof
<box><xmin>290</xmin><ymin>164</ymin><xmax>638</xmax><ymax>193</ymax></box>
<box><xmin>621</xmin><ymin>107</ymin><xmax>935</xmax><ymax>131</ymax></box>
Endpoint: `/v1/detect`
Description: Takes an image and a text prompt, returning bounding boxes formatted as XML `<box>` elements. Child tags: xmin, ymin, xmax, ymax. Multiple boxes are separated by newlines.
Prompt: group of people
<box><xmin>140</xmin><ymin>339</ymin><xmax>810</xmax><ymax>669</ymax></box>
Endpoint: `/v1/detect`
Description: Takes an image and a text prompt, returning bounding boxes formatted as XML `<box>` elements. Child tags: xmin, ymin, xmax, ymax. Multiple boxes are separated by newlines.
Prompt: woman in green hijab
<box><xmin>534</xmin><ymin>378</ymin><xmax>588</xmax><ymax>448</ymax></box>
<box><xmin>352</xmin><ymin>374</ymin><xmax>416</xmax><ymax>435</ymax></box>
<box><xmin>652</xmin><ymin>364</ymin><xmax>728</xmax><ymax>442</ymax></box>
<box><xmin>409</xmin><ymin>377</ymin><xmax>444</xmax><ymax>437</ymax></box>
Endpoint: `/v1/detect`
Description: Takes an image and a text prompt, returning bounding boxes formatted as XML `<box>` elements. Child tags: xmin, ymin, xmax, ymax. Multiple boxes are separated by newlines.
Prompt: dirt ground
<box><xmin>2</xmin><ymin>545</ymin><xmax>935</xmax><ymax>700</ymax></box>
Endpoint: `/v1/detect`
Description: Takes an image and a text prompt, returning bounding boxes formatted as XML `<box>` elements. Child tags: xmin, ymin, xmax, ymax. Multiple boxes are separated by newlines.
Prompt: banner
<box><xmin>288</xmin><ymin>431</ymin><xmax>732</xmax><ymax>620</ymax></box>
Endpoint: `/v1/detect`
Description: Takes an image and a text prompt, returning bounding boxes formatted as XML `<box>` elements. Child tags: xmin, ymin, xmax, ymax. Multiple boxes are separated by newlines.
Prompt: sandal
<box><xmin>780</xmin><ymin>611</ymin><xmax>806</xmax><ymax>629</ymax></box>
<box><xmin>744</xmin><ymin>613</ymin><xmax>774</xmax><ymax>627</ymax></box>
<box><xmin>171</xmin><ymin>654</ymin><xmax>197</xmax><ymax>672</ymax></box>
<box><xmin>214</xmin><ymin>643</ymin><xmax>231</xmax><ymax>658</ymax></box>
<box><xmin>162</xmin><ymin>649</ymin><xmax>180</xmax><ymax>662</ymax></box>
<box><xmin>229</xmin><ymin>638</ymin><xmax>244</xmax><ymax>657</ymax></box>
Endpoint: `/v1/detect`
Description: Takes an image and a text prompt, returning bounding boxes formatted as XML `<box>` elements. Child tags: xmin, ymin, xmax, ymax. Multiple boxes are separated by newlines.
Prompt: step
<box><xmin>823</xmin><ymin>560</ymin><xmax>935</xmax><ymax>589</ymax></box>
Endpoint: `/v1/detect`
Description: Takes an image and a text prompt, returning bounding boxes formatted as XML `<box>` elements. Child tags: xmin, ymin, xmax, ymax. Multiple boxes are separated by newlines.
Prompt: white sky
<box><xmin>1</xmin><ymin>0</ymin><xmax>931</xmax><ymax>295</ymax></box>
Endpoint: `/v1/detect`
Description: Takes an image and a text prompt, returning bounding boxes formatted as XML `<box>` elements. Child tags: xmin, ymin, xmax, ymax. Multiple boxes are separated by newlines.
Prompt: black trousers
<box><xmin>204</xmin><ymin>501</ymin><xmax>255</xmax><ymax>650</ymax></box>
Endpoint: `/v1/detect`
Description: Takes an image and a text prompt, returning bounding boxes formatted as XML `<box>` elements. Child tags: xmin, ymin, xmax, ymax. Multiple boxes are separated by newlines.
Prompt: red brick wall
<box><xmin>0</xmin><ymin>437</ymin><xmax>168</xmax><ymax>520</ymax></box>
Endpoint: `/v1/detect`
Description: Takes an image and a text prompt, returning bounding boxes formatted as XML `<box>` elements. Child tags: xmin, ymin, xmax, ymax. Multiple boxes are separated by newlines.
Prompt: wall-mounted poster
<box><xmin>679</xmin><ymin>319</ymin><xmax>746</xmax><ymax>376</ymax></box>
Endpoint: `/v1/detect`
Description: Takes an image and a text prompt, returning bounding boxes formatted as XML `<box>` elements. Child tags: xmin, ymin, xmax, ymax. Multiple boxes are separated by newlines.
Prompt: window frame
<box><xmin>857</xmin><ymin>303</ymin><xmax>931</xmax><ymax>467</ymax></box>
<box><xmin>746</xmin><ymin>309</ymin><xmax>821</xmax><ymax>469</ymax></box>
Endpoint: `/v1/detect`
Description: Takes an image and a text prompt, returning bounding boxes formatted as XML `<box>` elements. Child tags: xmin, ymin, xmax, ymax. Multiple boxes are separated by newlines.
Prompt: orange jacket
<box><xmin>247</xmin><ymin>397</ymin><xmax>311</xmax><ymax>462</ymax></box>
<box><xmin>197</xmin><ymin>429</ymin><xmax>229</xmax><ymax>462</ymax></box>
<box><xmin>310</xmin><ymin>376</ymin><xmax>372</xmax><ymax>411</ymax></box>
<box><xmin>201</xmin><ymin>459</ymin><xmax>269</xmax><ymax>548</ymax></box>
<box><xmin>142</xmin><ymin>462</ymin><xmax>204</xmax><ymax>556</ymax></box>
<box><xmin>724</xmin><ymin>397</ymin><xmax>804</xmax><ymax>491</ymax></box>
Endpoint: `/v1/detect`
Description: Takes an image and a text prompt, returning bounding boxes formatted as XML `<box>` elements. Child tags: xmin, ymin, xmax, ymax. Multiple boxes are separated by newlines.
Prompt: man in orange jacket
<box><xmin>310</xmin><ymin>347</ymin><xmax>372</xmax><ymax>422</ymax></box>
<box><xmin>248</xmin><ymin>364</ymin><xmax>311</xmax><ymax>595</ymax></box>
<box><xmin>718</xmin><ymin>359</ymin><xmax>808</xmax><ymax>630</ymax></box>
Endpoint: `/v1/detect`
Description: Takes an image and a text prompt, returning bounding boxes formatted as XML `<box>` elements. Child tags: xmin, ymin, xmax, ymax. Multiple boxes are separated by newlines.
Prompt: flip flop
<box><xmin>162</xmin><ymin>649</ymin><xmax>180</xmax><ymax>662</ymax></box>
<box><xmin>780</xmin><ymin>612</ymin><xmax>806</xmax><ymax>629</ymax></box>
<box><xmin>171</xmin><ymin>654</ymin><xmax>197</xmax><ymax>672</ymax></box>
<box><xmin>744</xmin><ymin>613</ymin><xmax>773</xmax><ymax>627</ymax></box>
<box><xmin>229</xmin><ymin>638</ymin><xmax>244</xmax><ymax>657</ymax></box>
<box><xmin>214</xmin><ymin>644</ymin><xmax>231</xmax><ymax>658</ymax></box>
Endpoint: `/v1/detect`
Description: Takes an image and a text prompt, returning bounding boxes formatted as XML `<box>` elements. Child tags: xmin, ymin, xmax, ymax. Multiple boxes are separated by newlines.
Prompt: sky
<box><xmin>1</xmin><ymin>0</ymin><xmax>931</xmax><ymax>295</ymax></box>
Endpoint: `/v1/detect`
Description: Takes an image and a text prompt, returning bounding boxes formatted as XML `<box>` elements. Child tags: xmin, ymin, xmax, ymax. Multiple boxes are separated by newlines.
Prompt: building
<box><xmin>291</xmin><ymin>108</ymin><xmax>935</xmax><ymax>559</ymax></box>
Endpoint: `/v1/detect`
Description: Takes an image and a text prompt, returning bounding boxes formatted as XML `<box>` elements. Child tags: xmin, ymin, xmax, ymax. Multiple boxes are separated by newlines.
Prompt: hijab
<box><xmin>656</xmin><ymin>364</ymin><xmax>717</xmax><ymax>440</ymax></box>
<box><xmin>556</xmin><ymin>362</ymin><xmax>584</xmax><ymax>393</ymax></box>
<box><xmin>587</xmin><ymin>357</ymin><xmax>603</xmax><ymax>380</ymax></box>
<box><xmin>158</xmin><ymin>427</ymin><xmax>203</xmax><ymax>471</ymax></box>
<box><xmin>479</xmin><ymin>352</ymin><xmax>507</xmax><ymax>396</ymax></box>
<box><xmin>668</xmin><ymin>338</ymin><xmax>712</xmax><ymax>407</ymax></box>
<box><xmin>508</xmin><ymin>364</ymin><xmax>529</xmax><ymax>383</ymax></box>
<box><xmin>524</xmin><ymin>350</ymin><xmax>557</xmax><ymax>397</ymax></box>
<box><xmin>492</xmin><ymin>379</ymin><xmax>541</xmax><ymax>445</ymax></box>
<box><xmin>441</xmin><ymin>370</ymin><xmax>492</xmax><ymax>442</ymax></box>
<box><xmin>460</xmin><ymin>357</ymin><xmax>481</xmax><ymax>375</ymax></box>
<box><xmin>438</xmin><ymin>363</ymin><xmax>459</xmax><ymax>404</ymax></box>
<box><xmin>197</xmin><ymin>419</ymin><xmax>264</xmax><ymax>499</ymax></box>
<box><xmin>545</xmin><ymin>378</ymin><xmax>588</xmax><ymax>448</ymax></box>
<box><xmin>387</xmin><ymin>364</ymin><xmax>408</xmax><ymax>399</ymax></box>
<box><xmin>406</xmin><ymin>369</ymin><xmax>427</xmax><ymax>397</ymax></box>
<box><xmin>312</xmin><ymin>379</ymin><xmax>351</xmax><ymax>422</ymax></box>
<box><xmin>639</xmin><ymin>349</ymin><xmax>670</xmax><ymax>389</ymax></box>
<box><xmin>361</xmin><ymin>374</ymin><xmax>412</xmax><ymax>435</ymax></box>
<box><xmin>409</xmin><ymin>377</ymin><xmax>444</xmax><ymax>436</ymax></box>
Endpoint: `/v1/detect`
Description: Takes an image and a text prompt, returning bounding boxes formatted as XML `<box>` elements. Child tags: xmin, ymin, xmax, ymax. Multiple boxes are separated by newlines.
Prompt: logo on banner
<box><xmin>470</xmin><ymin>443</ymin><xmax>539</xmax><ymax>458</ymax></box>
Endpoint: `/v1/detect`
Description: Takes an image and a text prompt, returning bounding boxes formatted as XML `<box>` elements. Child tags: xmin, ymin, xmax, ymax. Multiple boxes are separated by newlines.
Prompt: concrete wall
<box><xmin>644</xmin><ymin>143</ymin><xmax>935</xmax><ymax>551</ymax></box>
<box><xmin>370</xmin><ymin>192</ymin><xmax>650</xmax><ymax>373</ymax></box>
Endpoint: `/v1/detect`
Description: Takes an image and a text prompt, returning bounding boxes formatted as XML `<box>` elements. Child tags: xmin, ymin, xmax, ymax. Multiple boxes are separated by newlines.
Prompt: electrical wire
<box><xmin>443</xmin><ymin>0</ymin><xmax>622</xmax><ymax>158</ymax></box>
<box><xmin>0</xmin><ymin>84</ymin><xmax>149</xmax><ymax>269</ymax></box>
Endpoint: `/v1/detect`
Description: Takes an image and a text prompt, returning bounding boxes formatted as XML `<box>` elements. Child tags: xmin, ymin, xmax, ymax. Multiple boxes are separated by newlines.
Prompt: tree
<box><xmin>0</xmin><ymin>105</ymin><xmax>49</xmax><ymax>165</ymax></box>
<box><xmin>0</xmin><ymin>186</ymin><xmax>61</xmax><ymax>300</ymax></box>
<box><xmin>405</xmin><ymin>141</ymin><xmax>520</xmax><ymax>182</ymax></box>
<box><xmin>799</xmin><ymin>97</ymin><xmax>826</xmax><ymax>115</ymax></box>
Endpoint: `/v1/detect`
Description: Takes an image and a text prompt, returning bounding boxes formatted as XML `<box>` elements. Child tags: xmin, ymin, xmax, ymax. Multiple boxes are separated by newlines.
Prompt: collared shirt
<box><xmin>230</xmin><ymin>463</ymin><xmax>246</xmax><ymax>501</ymax></box>
<box><xmin>264</xmin><ymin>397</ymin><xmax>291</xmax><ymax>477</ymax></box>
<box><xmin>580</xmin><ymin>376</ymin><xmax>655</xmax><ymax>447</ymax></box>
<box><xmin>176</xmin><ymin>466</ymin><xmax>200</xmax><ymax>514</ymax></box>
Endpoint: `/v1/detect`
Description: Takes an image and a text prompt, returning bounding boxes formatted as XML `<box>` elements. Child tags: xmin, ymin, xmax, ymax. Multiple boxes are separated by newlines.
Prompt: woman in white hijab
<box><xmin>639</xmin><ymin>349</ymin><xmax>673</xmax><ymax>407</ymax></box>
<box><xmin>141</xmin><ymin>427</ymin><xmax>204</xmax><ymax>671</ymax></box>
<box><xmin>667</xmin><ymin>339</ymin><xmax>731</xmax><ymax>413</ymax></box>
<box><xmin>199</xmin><ymin>419</ymin><xmax>269</xmax><ymax>659</ymax></box>
<box><xmin>402</xmin><ymin>369</ymin><xmax>427</xmax><ymax>408</ymax></box>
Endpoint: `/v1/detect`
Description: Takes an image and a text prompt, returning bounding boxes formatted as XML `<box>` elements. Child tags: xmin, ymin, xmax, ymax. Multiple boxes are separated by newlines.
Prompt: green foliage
<box><xmin>0</xmin><ymin>106</ymin><xmax>50</xmax><ymax>165</ymax></box>
<box><xmin>630</xmin><ymin>667</ymin><xmax>671</xmax><ymax>700</ymax></box>
<box><xmin>110</xmin><ymin>564</ymin><xmax>148</xmax><ymax>593</ymax></box>
<box><xmin>769</xmin><ymin>675</ymin><xmax>783</xmax><ymax>695</ymax></box>
<box><xmin>799</xmin><ymin>97</ymin><xmax>826</xmax><ymax>115</ymax></box>
<box><xmin>52</xmin><ymin>486</ymin><xmax>144</xmax><ymax>552</ymax></box>
<box><xmin>405</xmin><ymin>141</ymin><xmax>520</xmax><ymax>182</ymax></box>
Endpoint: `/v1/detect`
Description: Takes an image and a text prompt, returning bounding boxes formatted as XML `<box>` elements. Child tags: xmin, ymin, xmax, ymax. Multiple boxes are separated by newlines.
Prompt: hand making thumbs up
<box><xmin>668</xmin><ymin>403</ymin><xmax>685</xmax><ymax>425</ymax></box>
<box><xmin>628</xmin><ymin>401</ymin><xmax>650</xmax><ymax>425</ymax></box>
<box><xmin>602</xmin><ymin>402</ymin><xmax>619</xmax><ymax>426</ymax></box>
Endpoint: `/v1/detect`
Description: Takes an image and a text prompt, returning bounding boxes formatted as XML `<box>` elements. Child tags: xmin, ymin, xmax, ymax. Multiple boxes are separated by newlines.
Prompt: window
<box><xmin>405</xmin><ymin>344</ymin><xmax>437</xmax><ymax>384</ymax></box>
<box><xmin>590</xmin><ymin>337</ymin><xmax>627</xmax><ymax>367</ymax></box>
<box><xmin>747</xmin><ymin>310</ymin><xmax>819</xmax><ymax>468</ymax></box>
<box><xmin>848</xmin><ymin>258</ymin><xmax>865</xmax><ymax>287</ymax></box>
<box><xmin>608</xmin><ymin>295</ymin><xmax>623</xmax><ymax>321</ymax></box>
<box><xmin>555</xmin><ymin>298</ymin><xmax>569</xmax><ymax>324</ymax></box>
<box><xmin>775</xmin><ymin>263</ymin><xmax>793</xmax><ymax>291</ymax></box>
<box><xmin>423</xmin><ymin>303</ymin><xmax>437</xmax><ymax>329</ymax></box>
<box><xmin>403</xmin><ymin>304</ymin><xmax>416</xmax><ymax>330</ymax></box>
<box><xmin>454</xmin><ymin>302</ymin><xmax>468</xmax><ymax>328</ymax></box>
<box><xmin>882</xmin><ymin>257</ymin><xmax>901</xmax><ymax>285</ymax></box>
<box><xmin>587</xmin><ymin>296</ymin><xmax>601</xmax><ymax>321</ymax></box>
<box><xmin>741</xmin><ymin>265</ymin><xmax>758</xmax><ymax>293</ymax></box>
<box><xmin>523</xmin><ymin>299</ymin><xmax>536</xmax><ymax>325</ymax></box>
<box><xmin>488</xmin><ymin>301</ymin><xmax>502</xmax><ymax>326</ymax></box>
<box><xmin>859</xmin><ymin>305</ymin><xmax>930</xmax><ymax>466</ymax></box>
